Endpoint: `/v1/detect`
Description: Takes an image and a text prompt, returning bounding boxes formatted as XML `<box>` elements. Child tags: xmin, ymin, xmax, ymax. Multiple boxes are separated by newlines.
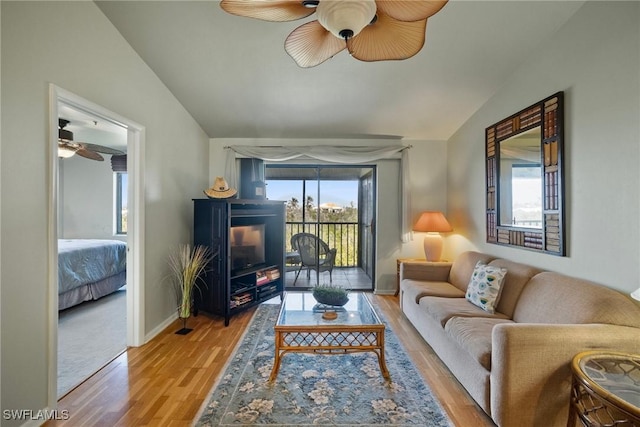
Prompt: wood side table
<box><xmin>568</xmin><ymin>351</ymin><xmax>640</xmax><ymax>427</ymax></box>
<box><xmin>396</xmin><ymin>258</ymin><xmax>425</xmax><ymax>296</ymax></box>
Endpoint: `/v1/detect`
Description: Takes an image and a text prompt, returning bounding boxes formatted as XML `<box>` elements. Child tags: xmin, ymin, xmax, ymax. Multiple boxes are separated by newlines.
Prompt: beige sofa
<box><xmin>399</xmin><ymin>251</ymin><xmax>640</xmax><ymax>427</ymax></box>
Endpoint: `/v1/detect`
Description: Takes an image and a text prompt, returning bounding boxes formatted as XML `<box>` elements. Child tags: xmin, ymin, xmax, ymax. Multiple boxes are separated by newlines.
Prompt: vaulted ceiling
<box><xmin>95</xmin><ymin>1</ymin><xmax>585</xmax><ymax>141</ymax></box>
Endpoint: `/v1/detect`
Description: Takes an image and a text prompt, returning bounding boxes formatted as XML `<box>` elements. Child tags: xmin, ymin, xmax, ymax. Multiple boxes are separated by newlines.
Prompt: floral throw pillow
<box><xmin>465</xmin><ymin>261</ymin><xmax>508</xmax><ymax>314</ymax></box>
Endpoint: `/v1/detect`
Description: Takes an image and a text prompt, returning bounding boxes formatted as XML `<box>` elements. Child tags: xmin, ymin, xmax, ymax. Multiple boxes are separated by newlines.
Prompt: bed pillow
<box><xmin>465</xmin><ymin>261</ymin><xmax>508</xmax><ymax>314</ymax></box>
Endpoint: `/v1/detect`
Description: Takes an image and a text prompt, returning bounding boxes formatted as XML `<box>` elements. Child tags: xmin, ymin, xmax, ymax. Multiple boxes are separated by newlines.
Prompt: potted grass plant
<box><xmin>168</xmin><ymin>244</ymin><xmax>215</xmax><ymax>334</ymax></box>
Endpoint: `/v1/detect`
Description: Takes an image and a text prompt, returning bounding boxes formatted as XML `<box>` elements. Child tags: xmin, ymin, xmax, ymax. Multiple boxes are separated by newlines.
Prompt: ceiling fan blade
<box><xmin>348</xmin><ymin>11</ymin><xmax>426</xmax><ymax>62</ymax></box>
<box><xmin>81</xmin><ymin>143</ymin><xmax>125</xmax><ymax>156</ymax></box>
<box><xmin>375</xmin><ymin>0</ymin><xmax>448</xmax><ymax>22</ymax></box>
<box><xmin>220</xmin><ymin>0</ymin><xmax>315</xmax><ymax>22</ymax></box>
<box><xmin>58</xmin><ymin>141</ymin><xmax>80</xmax><ymax>150</ymax></box>
<box><xmin>285</xmin><ymin>20</ymin><xmax>346</xmax><ymax>68</ymax></box>
<box><xmin>75</xmin><ymin>148</ymin><xmax>105</xmax><ymax>161</ymax></box>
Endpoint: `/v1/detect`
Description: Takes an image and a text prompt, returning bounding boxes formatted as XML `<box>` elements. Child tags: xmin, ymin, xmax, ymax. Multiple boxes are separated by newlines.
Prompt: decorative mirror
<box><xmin>485</xmin><ymin>92</ymin><xmax>565</xmax><ymax>255</ymax></box>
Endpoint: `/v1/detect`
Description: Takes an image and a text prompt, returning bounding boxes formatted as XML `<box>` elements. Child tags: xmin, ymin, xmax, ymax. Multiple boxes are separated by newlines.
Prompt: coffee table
<box><xmin>268</xmin><ymin>291</ymin><xmax>390</xmax><ymax>382</ymax></box>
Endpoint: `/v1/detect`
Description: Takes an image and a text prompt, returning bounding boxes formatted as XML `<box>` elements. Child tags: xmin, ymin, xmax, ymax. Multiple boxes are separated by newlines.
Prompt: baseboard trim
<box><xmin>145</xmin><ymin>312</ymin><xmax>178</xmax><ymax>343</ymax></box>
<box><xmin>374</xmin><ymin>289</ymin><xmax>396</xmax><ymax>295</ymax></box>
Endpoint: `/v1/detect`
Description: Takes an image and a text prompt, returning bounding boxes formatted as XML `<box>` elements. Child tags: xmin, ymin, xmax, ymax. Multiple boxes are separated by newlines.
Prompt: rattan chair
<box><xmin>290</xmin><ymin>233</ymin><xmax>337</xmax><ymax>285</ymax></box>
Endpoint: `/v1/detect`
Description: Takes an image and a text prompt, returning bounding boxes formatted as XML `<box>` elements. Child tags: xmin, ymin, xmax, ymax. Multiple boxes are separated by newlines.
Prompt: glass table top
<box><xmin>577</xmin><ymin>352</ymin><xmax>640</xmax><ymax>409</ymax></box>
<box><xmin>276</xmin><ymin>292</ymin><xmax>381</xmax><ymax>327</ymax></box>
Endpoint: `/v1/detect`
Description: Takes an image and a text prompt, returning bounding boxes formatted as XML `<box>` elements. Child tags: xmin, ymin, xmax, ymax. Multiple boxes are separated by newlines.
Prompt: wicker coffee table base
<box><xmin>268</xmin><ymin>325</ymin><xmax>390</xmax><ymax>382</ymax></box>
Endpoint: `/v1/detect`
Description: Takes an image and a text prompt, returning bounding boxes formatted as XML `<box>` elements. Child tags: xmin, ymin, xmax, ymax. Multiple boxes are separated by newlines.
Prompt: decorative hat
<box><xmin>204</xmin><ymin>176</ymin><xmax>237</xmax><ymax>199</ymax></box>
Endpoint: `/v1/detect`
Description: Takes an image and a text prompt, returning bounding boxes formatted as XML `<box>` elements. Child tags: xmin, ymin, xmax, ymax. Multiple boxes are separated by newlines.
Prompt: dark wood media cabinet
<box><xmin>193</xmin><ymin>198</ymin><xmax>285</xmax><ymax>326</ymax></box>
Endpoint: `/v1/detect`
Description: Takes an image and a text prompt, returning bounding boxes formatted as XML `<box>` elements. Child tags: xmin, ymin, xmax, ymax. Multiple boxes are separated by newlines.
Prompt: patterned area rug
<box><xmin>194</xmin><ymin>301</ymin><xmax>452</xmax><ymax>426</ymax></box>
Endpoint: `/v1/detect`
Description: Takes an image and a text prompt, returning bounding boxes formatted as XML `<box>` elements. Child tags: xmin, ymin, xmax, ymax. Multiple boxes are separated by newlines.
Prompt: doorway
<box><xmin>265</xmin><ymin>165</ymin><xmax>376</xmax><ymax>291</ymax></box>
<box><xmin>48</xmin><ymin>85</ymin><xmax>145</xmax><ymax>404</ymax></box>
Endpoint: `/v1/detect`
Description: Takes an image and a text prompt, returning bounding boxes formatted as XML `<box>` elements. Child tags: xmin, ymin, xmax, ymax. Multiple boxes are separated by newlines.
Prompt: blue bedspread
<box><xmin>58</xmin><ymin>239</ymin><xmax>127</xmax><ymax>294</ymax></box>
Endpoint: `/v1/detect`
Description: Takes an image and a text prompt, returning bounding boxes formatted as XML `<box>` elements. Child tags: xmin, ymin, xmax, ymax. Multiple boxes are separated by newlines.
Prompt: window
<box><xmin>509</xmin><ymin>164</ymin><xmax>542</xmax><ymax>228</ymax></box>
<box><xmin>115</xmin><ymin>172</ymin><xmax>128</xmax><ymax>234</ymax></box>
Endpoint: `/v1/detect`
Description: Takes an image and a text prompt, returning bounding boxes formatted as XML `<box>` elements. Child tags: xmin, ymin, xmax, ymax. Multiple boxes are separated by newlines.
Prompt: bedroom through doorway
<box><xmin>56</xmin><ymin>103</ymin><xmax>128</xmax><ymax>397</ymax></box>
<box><xmin>49</xmin><ymin>86</ymin><xmax>145</xmax><ymax>403</ymax></box>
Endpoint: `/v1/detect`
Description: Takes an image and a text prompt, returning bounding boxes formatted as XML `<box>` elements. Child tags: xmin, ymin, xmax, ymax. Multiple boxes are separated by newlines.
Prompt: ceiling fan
<box><xmin>220</xmin><ymin>0</ymin><xmax>449</xmax><ymax>68</ymax></box>
<box><xmin>58</xmin><ymin>118</ymin><xmax>125</xmax><ymax>161</ymax></box>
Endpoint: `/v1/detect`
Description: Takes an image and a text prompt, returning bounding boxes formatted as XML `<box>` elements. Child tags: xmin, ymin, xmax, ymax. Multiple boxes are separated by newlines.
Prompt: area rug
<box><xmin>194</xmin><ymin>301</ymin><xmax>452</xmax><ymax>426</ymax></box>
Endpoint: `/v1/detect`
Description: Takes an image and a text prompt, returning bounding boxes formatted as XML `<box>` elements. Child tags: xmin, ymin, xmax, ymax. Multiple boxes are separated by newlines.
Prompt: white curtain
<box><xmin>225</xmin><ymin>145</ymin><xmax>413</xmax><ymax>242</ymax></box>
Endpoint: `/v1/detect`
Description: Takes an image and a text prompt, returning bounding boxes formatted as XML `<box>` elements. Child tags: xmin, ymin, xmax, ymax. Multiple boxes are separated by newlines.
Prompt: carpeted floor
<box><xmin>194</xmin><ymin>301</ymin><xmax>452</xmax><ymax>426</ymax></box>
<box><xmin>57</xmin><ymin>288</ymin><xmax>127</xmax><ymax>397</ymax></box>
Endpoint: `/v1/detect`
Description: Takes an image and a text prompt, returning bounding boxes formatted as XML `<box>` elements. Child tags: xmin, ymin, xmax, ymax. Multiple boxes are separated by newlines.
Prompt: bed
<box><xmin>58</xmin><ymin>239</ymin><xmax>127</xmax><ymax>311</ymax></box>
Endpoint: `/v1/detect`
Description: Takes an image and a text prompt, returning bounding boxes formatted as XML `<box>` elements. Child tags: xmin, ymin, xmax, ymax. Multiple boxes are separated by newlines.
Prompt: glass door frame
<box><xmin>265</xmin><ymin>164</ymin><xmax>376</xmax><ymax>290</ymax></box>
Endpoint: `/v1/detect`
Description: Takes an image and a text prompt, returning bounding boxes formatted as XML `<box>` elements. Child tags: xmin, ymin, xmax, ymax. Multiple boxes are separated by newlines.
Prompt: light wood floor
<box><xmin>46</xmin><ymin>295</ymin><xmax>495</xmax><ymax>427</ymax></box>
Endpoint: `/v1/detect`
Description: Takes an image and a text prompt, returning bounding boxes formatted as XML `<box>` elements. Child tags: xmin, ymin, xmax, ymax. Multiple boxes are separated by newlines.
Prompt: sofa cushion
<box><xmin>419</xmin><ymin>296</ymin><xmax>510</xmax><ymax>327</ymax></box>
<box><xmin>444</xmin><ymin>316</ymin><xmax>514</xmax><ymax>370</ymax></box>
<box><xmin>465</xmin><ymin>262</ymin><xmax>508</xmax><ymax>314</ymax></box>
<box><xmin>513</xmin><ymin>272</ymin><xmax>640</xmax><ymax>327</ymax></box>
<box><xmin>449</xmin><ymin>251</ymin><xmax>497</xmax><ymax>292</ymax></box>
<box><xmin>487</xmin><ymin>259</ymin><xmax>543</xmax><ymax>319</ymax></box>
<box><xmin>402</xmin><ymin>279</ymin><xmax>465</xmax><ymax>304</ymax></box>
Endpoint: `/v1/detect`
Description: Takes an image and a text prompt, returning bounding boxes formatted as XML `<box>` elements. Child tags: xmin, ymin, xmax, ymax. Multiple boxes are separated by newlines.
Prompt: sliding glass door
<box><xmin>359</xmin><ymin>170</ymin><xmax>375</xmax><ymax>279</ymax></box>
<box><xmin>265</xmin><ymin>165</ymin><xmax>375</xmax><ymax>290</ymax></box>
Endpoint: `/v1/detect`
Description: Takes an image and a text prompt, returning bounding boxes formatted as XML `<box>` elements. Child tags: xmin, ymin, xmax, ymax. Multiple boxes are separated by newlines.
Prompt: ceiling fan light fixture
<box><xmin>58</xmin><ymin>143</ymin><xmax>77</xmax><ymax>158</ymax></box>
<box><xmin>317</xmin><ymin>0</ymin><xmax>377</xmax><ymax>40</ymax></box>
<box><xmin>58</xmin><ymin>118</ymin><xmax>74</xmax><ymax>142</ymax></box>
<box><xmin>59</xmin><ymin>128</ymin><xmax>74</xmax><ymax>142</ymax></box>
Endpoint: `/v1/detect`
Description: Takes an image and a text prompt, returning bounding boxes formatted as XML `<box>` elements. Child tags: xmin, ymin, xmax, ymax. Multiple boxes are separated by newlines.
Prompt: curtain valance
<box><xmin>225</xmin><ymin>145</ymin><xmax>412</xmax><ymax>242</ymax></box>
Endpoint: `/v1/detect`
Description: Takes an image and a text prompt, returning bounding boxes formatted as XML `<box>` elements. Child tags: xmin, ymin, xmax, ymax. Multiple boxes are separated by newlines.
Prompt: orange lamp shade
<box><xmin>413</xmin><ymin>211</ymin><xmax>452</xmax><ymax>233</ymax></box>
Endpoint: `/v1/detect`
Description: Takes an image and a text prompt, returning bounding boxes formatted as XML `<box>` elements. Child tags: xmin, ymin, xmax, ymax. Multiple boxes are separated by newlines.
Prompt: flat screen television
<box><xmin>230</xmin><ymin>224</ymin><xmax>266</xmax><ymax>272</ymax></box>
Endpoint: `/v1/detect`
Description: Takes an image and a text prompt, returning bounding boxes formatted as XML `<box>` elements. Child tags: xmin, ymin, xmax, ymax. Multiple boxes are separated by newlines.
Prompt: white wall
<box><xmin>1</xmin><ymin>1</ymin><xmax>209</xmax><ymax>421</ymax></box>
<box><xmin>209</xmin><ymin>138</ymin><xmax>448</xmax><ymax>293</ymax></box>
<box><xmin>59</xmin><ymin>156</ymin><xmax>121</xmax><ymax>240</ymax></box>
<box><xmin>446</xmin><ymin>1</ymin><xmax>640</xmax><ymax>292</ymax></box>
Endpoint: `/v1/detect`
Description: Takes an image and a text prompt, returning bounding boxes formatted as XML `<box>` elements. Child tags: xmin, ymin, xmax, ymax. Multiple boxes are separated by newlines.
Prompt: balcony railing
<box><xmin>512</xmin><ymin>220</ymin><xmax>543</xmax><ymax>228</ymax></box>
<box><xmin>285</xmin><ymin>221</ymin><xmax>358</xmax><ymax>267</ymax></box>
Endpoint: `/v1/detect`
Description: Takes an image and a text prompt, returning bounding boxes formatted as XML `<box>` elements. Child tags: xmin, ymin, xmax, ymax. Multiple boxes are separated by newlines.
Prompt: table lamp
<box><xmin>413</xmin><ymin>211</ymin><xmax>453</xmax><ymax>262</ymax></box>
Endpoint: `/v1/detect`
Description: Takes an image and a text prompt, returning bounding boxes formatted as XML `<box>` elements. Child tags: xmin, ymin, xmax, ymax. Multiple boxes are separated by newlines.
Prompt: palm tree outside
<box><xmin>268</xmin><ymin>179</ymin><xmax>359</xmax><ymax>267</ymax></box>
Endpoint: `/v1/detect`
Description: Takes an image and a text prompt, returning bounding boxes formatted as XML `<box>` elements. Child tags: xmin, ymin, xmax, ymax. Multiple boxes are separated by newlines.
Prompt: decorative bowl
<box><xmin>312</xmin><ymin>285</ymin><xmax>349</xmax><ymax>307</ymax></box>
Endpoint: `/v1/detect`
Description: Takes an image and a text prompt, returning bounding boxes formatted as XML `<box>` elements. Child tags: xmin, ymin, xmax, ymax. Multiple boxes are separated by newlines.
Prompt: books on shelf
<box><xmin>230</xmin><ymin>292</ymin><xmax>253</xmax><ymax>309</ymax></box>
<box><xmin>256</xmin><ymin>267</ymin><xmax>280</xmax><ymax>286</ymax></box>
<box><xmin>256</xmin><ymin>270</ymin><xmax>269</xmax><ymax>285</ymax></box>
<box><xmin>266</xmin><ymin>267</ymin><xmax>280</xmax><ymax>281</ymax></box>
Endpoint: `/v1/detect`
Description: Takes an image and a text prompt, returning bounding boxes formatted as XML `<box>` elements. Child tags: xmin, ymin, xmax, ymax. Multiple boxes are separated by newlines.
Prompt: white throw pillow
<box><xmin>465</xmin><ymin>261</ymin><xmax>508</xmax><ymax>314</ymax></box>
